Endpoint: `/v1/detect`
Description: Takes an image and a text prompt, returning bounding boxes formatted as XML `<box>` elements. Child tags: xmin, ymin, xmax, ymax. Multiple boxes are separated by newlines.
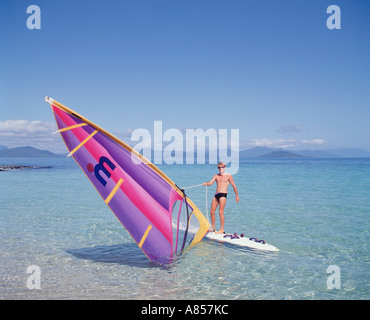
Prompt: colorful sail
<box><xmin>46</xmin><ymin>97</ymin><xmax>209</xmax><ymax>265</ymax></box>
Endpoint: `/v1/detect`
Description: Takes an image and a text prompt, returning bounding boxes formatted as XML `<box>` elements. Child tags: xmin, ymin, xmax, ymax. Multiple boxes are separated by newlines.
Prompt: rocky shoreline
<box><xmin>0</xmin><ymin>165</ymin><xmax>48</xmax><ymax>171</ymax></box>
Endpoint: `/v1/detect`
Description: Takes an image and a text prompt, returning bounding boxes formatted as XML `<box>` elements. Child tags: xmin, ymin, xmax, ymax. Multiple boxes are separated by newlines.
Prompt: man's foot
<box><xmin>208</xmin><ymin>227</ymin><xmax>215</xmax><ymax>232</ymax></box>
<box><xmin>215</xmin><ymin>229</ymin><xmax>224</xmax><ymax>234</ymax></box>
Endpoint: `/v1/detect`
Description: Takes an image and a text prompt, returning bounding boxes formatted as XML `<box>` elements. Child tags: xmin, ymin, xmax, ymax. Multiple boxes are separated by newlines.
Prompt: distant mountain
<box><xmin>1</xmin><ymin>145</ymin><xmax>368</xmax><ymax>159</ymax></box>
<box><xmin>295</xmin><ymin>148</ymin><xmax>370</xmax><ymax>158</ymax></box>
<box><xmin>240</xmin><ymin>147</ymin><xmax>280</xmax><ymax>158</ymax></box>
<box><xmin>0</xmin><ymin>146</ymin><xmax>63</xmax><ymax>158</ymax></box>
<box><xmin>325</xmin><ymin>148</ymin><xmax>370</xmax><ymax>158</ymax></box>
<box><xmin>293</xmin><ymin>149</ymin><xmax>339</xmax><ymax>158</ymax></box>
<box><xmin>240</xmin><ymin>147</ymin><xmax>370</xmax><ymax>159</ymax></box>
<box><xmin>258</xmin><ymin>150</ymin><xmax>305</xmax><ymax>158</ymax></box>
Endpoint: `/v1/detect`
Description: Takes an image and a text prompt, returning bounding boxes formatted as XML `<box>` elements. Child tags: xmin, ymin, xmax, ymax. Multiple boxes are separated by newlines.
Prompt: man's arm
<box><xmin>229</xmin><ymin>175</ymin><xmax>239</xmax><ymax>202</ymax></box>
<box><xmin>203</xmin><ymin>175</ymin><xmax>217</xmax><ymax>186</ymax></box>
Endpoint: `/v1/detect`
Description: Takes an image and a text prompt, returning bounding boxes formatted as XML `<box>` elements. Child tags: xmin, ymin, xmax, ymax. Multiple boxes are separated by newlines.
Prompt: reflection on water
<box><xmin>66</xmin><ymin>244</ymin><xmax>158</xmax><ymax>268</ymax></box>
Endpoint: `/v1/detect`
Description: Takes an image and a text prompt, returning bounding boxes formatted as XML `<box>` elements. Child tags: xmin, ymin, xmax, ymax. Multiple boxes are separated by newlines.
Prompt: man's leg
<box><xmin>215</xmin><ymin>197</ymin><xmax>227</xmax><ymax>234</ymax></box>
<box><xmin>209</xmin><ymin>197</ymin><xmax>219</xmax><ymax>231</ymax></box>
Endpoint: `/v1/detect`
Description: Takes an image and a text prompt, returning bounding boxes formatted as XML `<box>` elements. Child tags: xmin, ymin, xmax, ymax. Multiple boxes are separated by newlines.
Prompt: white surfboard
<box><xmin>204</xmin><ymin>232</ymin><xmax>279</xmax><ymax>252</ymax></box>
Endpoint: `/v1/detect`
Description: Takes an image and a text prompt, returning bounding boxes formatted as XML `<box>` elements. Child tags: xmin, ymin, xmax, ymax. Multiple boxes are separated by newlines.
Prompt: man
<box><xmin>203</xmin><ymin>161</ymin><xmax>239</xmax><ymax>234</ymax></box>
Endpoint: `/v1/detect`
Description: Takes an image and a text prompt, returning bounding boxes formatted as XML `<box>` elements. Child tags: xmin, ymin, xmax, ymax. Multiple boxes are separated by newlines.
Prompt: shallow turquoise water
<box><xmin>1</xmin><ymin>158</ymin><xmax>369</xmax><ymax>299</ymax></box>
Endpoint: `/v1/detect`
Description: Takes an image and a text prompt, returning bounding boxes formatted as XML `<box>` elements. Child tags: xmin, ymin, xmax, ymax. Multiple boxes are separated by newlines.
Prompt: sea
<box><xmin>0</xmin><ymin>157</ymin><xmax>369</xmax><ymax>300</ymax></box>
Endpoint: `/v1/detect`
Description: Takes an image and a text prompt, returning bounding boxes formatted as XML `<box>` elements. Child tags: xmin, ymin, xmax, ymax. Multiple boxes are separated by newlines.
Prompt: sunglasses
<box><xmin>218</xmin><ymin>166</ymin><xmax>225</xmax><ymax>169</ymax></box>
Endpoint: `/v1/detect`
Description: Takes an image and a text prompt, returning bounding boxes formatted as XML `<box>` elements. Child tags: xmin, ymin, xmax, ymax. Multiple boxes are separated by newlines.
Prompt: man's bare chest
<box><xmin>216</xmin><ymin>176</ymin><xmax>230</xmax><ymax>184</ymax></box>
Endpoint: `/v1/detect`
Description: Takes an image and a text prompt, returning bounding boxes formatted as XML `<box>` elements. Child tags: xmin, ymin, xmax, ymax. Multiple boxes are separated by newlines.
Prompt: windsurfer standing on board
<box><xmin>203</xmin><ymin>161</ymin><xmax>239</xmax><ymax>234</ymax></box>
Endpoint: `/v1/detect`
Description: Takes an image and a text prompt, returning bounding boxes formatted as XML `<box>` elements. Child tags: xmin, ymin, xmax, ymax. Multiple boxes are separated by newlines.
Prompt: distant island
<box><xmin>0</xmin><ymin>164</ymin><xmax>51</xmax><ymax>171</ymax></box>
<box><xmin>239</xmin><ymin>146</ymin><xmax>370</xmax><ymax>159</ymax></box>
<box><xmin>258</xmin><ymin>150</ymin><xmax>305</xmax><ymax>158</ymax></box>
<box><xmin>0</xmin><ymin>145</ymin><xmax>369</xmax><ymax>159</ymax></box>
<box><xmin>0</xmin><ymin>146</ymin><xmax>64</xmax><ymax>158</ymax></box>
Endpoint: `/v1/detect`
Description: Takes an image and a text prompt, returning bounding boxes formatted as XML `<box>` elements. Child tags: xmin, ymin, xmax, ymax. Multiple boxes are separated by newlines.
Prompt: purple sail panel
<box><xmin>52</xmin><ymin>105</ymin><xmax>183</xmax><ymax>264</ymax></box>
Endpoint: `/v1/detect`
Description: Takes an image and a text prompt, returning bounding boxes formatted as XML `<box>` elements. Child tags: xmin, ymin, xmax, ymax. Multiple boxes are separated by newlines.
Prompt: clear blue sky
<box><xmin>1</xmin><ymin>0</ymin><xmax>369</xmax><ymax>153</ymax></box>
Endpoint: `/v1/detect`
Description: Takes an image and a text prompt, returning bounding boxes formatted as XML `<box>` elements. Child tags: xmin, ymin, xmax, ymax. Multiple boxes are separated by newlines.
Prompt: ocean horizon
<box><xmin>1</xmin><ymin>157</ymin><xmax>369</xmax><ymax>299</ymax></box>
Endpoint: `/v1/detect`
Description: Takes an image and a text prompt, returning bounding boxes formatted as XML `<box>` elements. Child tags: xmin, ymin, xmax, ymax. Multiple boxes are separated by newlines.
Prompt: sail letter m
<box><xmin>94</xmin><ymin>156</ymin><xmax>116</xmax><ymax>186</ymax></box>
